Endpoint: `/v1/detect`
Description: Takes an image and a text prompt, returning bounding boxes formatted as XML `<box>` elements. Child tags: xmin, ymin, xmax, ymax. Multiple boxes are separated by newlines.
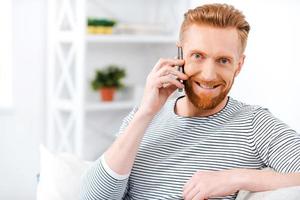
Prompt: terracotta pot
<box><xmin>99</xmin><ymin>87</ymin><xmax>116</xmax><ymax>101</ymax></box>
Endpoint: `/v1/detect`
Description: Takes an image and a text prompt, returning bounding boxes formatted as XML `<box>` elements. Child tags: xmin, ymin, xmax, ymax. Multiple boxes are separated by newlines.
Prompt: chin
<box><xmin>184</xmin><ymin>77</ymin><xmax>233</xmax><ymax>110</ymax></box>
<box><xmin>185</xmin><ymin>84</ymin><xmax>229</xmax><ymax>110</ymax></box>
<box><xmin>192</xmin><ymin>94</ymin><xmax>226</xmax><ymax>110</ymax></box>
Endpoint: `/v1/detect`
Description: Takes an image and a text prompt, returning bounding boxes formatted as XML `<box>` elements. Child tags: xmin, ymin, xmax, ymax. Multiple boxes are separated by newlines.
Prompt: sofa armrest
<box><xmin>236</xmin><ymin>186</ymin><xmax>300</xmax><ymax>200</ymax></box>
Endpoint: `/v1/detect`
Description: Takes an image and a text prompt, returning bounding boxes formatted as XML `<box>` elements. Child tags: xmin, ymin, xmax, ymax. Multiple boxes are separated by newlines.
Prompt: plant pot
<box><xmin>99</xmin><ymin>87</ymin><xmax>116</xmax><ymax>101</ymax></box>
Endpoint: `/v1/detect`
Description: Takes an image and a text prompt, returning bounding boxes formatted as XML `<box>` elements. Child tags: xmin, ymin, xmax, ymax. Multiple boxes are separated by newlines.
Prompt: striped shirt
<box><xmin>80</xmin><ymin>96</ymin><xmax>300</xmax><ymax>200</ymax></box>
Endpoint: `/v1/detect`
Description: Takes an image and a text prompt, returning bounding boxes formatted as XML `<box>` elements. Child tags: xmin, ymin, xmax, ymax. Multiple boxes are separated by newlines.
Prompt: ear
<box><xmin>234</xmin><ymin>54</ymin><xmax>245</xmax><ymax>77</ymax></box>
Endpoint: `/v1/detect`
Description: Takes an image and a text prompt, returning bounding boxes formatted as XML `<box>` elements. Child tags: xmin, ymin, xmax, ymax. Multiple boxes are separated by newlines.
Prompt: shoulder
<box><xmin>224</xmin><ymin>97</ymin><xmax>264</xmax><ymax>120</ymax></box>
<box><xmin>228</xmin><ymin>98</ymin><xmax>292</xmax><ymax>137</ymax></box>
<box><xmin>230</xmin><ymin>98</ymin><xmax>291</xmax><ymax>132</ymax></box>
<box><xmin>225</xmin><ymin>97</ymin><xmax>286</xmax><ymax>129</ymax></box>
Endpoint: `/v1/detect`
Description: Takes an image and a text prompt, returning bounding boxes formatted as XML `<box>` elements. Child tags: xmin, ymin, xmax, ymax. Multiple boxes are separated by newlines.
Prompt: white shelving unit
<box><xmin>46</xmin><ymin>0</ymin><xmax>189</xmax><ymax>158</ymax></box>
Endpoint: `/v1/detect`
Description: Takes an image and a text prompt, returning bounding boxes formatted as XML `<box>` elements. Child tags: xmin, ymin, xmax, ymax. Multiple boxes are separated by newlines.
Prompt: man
<box><xmin>81</xmin><ymin>4</ymin><xmax>300</xmax><ymax>200</ymax></box>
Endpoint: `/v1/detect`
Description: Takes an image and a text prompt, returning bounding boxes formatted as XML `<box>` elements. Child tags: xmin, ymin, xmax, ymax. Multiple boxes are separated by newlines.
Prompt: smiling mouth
<box><xmin>195</xmin><ymin>81</ymin><xmax>221</xmax><ymax>89</ymax></box>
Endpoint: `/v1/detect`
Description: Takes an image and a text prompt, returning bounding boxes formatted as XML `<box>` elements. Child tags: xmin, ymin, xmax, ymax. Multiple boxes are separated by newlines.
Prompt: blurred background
<box><xmin>0</xmin><ymin>0</ymin><xmax>299</xmax><ymax>199</ymax></box>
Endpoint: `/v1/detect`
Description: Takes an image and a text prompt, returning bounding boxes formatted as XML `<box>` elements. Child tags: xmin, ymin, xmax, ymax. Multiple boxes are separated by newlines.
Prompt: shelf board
<box><xmin>86</xmin><ymin>34</ymin><xmax>177</xmax><ymax>44</ymax></box>
<box><xmin>85</xmin><ymin>100</ymin><xmax>135</xmax><ymax>111</ymax></box>
<box><xmin>55</xmin><ymin>99</ymin><xmax>135</xmax><ymax>111</ymax></box>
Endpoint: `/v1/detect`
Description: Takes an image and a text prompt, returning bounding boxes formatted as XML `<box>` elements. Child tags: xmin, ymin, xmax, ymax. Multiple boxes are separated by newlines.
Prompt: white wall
<box><xmin>235</xmin><ymin>1</ymin><xmax>300</xmax><ymax>133</ymax></box>
<box><xmin>0</xmin><ymin>0</ymin><xmax>46</xmax><ymax>199</ymax></box>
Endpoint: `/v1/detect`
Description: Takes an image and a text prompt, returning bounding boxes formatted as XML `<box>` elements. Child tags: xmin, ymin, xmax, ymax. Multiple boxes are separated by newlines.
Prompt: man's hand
<box><xmin>182</xmin><ymin>169</ymin><xmax>240</xmax><ymax>200</ymax></box>
<box><xmin>182</xmin><ymin>168</ymin><xmax>300</xmax><ymax>200</ymax></box>
<box><xmin>138</xmin><ymin>58</ymin><xmax>187</xmax><ymax>116</ymax></box>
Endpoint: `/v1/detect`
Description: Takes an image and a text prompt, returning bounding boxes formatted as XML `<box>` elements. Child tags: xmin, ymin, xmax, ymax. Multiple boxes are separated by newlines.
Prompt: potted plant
<box><xmin>87</xmin><ymin>18</ymin><xmax>117</xmax><ymax>34</ymax></box>
<box><xmin>91</xmin><ymin>65</ymin><xmax>126</xmax><ymax>101</ymax></box>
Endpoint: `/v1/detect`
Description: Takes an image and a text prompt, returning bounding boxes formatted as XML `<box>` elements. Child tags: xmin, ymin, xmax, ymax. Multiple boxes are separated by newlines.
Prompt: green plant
<box><xmin>91</xmin><ymin>65</ymin><xmax>126</xmax><ymax>90</ymax></box>
<box><xmin>87</xmin><ymin>18</ymin><xmax>116</xmax><ymax>27</ymax></box>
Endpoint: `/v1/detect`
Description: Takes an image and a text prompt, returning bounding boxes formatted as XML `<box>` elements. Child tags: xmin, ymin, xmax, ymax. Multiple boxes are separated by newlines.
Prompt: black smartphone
<box><xmin>177</xmin><ymin>47</ymin><xmax>184</xmax><ymax>92</ymax></box>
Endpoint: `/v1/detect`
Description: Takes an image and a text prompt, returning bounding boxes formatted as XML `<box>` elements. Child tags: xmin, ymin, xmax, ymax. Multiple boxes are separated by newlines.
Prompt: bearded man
<box><xmin>81</xmin><ymin>3</ymin><xmax>300</xmax><ymax>200</ymax></box>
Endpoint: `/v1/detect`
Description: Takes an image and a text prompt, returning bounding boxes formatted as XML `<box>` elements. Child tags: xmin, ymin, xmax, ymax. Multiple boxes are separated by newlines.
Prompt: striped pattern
<box><xmin>81</xmin><ymin>96</ymin><xmax>300</xmax><ymax>200</ymax></box>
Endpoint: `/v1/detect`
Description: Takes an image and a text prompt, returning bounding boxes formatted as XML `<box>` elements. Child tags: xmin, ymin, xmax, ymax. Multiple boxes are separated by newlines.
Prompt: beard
<box><xmin>184</xmin><ymin>77</ymin><xmax>233</xmax><ymax>110</ymax></box>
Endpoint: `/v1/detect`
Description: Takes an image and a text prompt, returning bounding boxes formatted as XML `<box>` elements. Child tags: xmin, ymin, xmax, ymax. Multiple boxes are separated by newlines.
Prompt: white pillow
<box><xmin>36</xmin><ymin>145</ymin><xmax>92</xmax><ymax>200</ymax></box>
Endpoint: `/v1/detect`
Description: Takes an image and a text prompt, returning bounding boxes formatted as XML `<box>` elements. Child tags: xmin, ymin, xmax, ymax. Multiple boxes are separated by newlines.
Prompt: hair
<box><xmin>179</xmin><ymin>3</ymin><xmax>250</xmax><ymax>53</ymax></box>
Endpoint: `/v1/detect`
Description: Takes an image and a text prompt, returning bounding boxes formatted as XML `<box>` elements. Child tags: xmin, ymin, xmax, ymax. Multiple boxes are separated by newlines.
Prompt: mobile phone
<box><xmin>177</xmin><ymin>47</ymin><xmax>184</xmax><ymax>92</ymax></box>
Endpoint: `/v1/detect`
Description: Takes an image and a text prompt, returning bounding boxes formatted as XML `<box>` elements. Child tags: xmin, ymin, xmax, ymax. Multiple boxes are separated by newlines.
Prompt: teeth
<box><xmin>195</xmin><ymin>81</ymin><xmax>215</xmax><ymax>89</ymax></box>
<box><xmin>200</xmin><ymin>84</ymin><xmax>214</xmax><ymax>89</ymax></box>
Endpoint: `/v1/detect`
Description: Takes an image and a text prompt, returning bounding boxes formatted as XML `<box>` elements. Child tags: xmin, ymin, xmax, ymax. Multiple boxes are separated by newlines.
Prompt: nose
<box><xmin>199</xmin><ymin>60</ymin><xmax>218</xmax><ymax>81</ymax></box>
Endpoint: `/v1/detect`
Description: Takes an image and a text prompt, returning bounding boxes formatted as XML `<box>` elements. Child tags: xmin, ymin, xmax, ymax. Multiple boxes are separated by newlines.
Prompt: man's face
<box><xmin>181</xmin><ymin>24</ymin><xmax>245</xmax><ymax>110</ymax></box>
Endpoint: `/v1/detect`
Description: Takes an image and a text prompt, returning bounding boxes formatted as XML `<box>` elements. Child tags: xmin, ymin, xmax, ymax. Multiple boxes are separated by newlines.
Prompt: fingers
<box><xmin>183</xmin><ymin>183</ymin><xmax>206</xmax><ymax>200</ymax></box>
<box><xmin>152</xmin><ymin>58</ymin><xmax>185</xmax><ymax>72</ymax></box>
<box><xmin>183</xmin><ymin>174</ymin><xmax>206</xmax><ymax>200</ymax></box>
<box><xmin>186</xmin><ymin>185</ymin><xmax>199</xmax><ymax>200</ymax></box>
<box><xmin>157</xmin><ymin>66</ymin><xmax>188</xmax><ymax>81</ymax></box>
<box><xmin>152</xmin><ymin>61</ymin><xmax>188</xmax><ymax>89</ymax></box>
<box><xmin>183</xmin><ymin>178</ymin><xmax>194</xmax><ymax>199</ymax></box>
<box><xmin>192</xmin><ymin>192</ymin><xmax>205</xmax><ymax>200</ymax></box>
<box><xmin>158</xmin><ymin>75</ymin><xmax>184</xmax><ymax>89</ymax></box>
<box><xmin>146</xmin><ymin>57</ymin><xmax>187</xmax><ymax>94</ymax></box>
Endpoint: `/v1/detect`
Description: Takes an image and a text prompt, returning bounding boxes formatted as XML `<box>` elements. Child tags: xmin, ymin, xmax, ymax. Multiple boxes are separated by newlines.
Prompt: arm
<box><xmin>182</xmin><ymin>168</ymin><xmax>300</xmax><ymax>200</ymax></box>
<box><xmin>103</xmin><ymin>109</ymin><xmax>155</xmax><ymax>174</ymax></box>
<box><xmin>104</xmin><ymin>58</ymin><xmax>186</xmax><ymax>175</ymax></box>
<box><xmin>183</xmin><ymin>109</ymin><xmax>300</xmax><ymax>200</ymax></box>
<box><xmin>238</xmin><ymin>169</ymin><xmax>300</xmax><ymax>191</ymax></box>
<box><xmin>80</xmin><ymin>58</ymin><xmax>187</xmax><ymax>200</ymax></box>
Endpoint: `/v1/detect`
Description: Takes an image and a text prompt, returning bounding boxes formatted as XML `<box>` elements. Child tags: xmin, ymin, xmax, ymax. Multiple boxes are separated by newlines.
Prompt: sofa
<box><xmin>36</xmin><ymin>145</ymin><xmax>300</xmax><ymax>200</ymax></box>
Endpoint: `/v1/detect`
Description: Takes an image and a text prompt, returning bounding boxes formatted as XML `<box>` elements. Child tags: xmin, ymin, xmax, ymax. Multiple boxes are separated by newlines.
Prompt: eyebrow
<box><xmin>187</xmin><ymin>49</ymin><xmax>234</xmax><ymax>60</ymax></box>
<box><xmin>188</xmin><ymin>49</ymin><xmax>208</xmax><ymax>57</ymax></box>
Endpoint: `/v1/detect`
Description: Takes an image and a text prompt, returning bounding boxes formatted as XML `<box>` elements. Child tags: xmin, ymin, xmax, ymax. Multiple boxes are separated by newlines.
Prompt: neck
<box><xmin>175</xmin><ymin>96</ymin><xmax>229</xmax><ymax>117</ymax></box>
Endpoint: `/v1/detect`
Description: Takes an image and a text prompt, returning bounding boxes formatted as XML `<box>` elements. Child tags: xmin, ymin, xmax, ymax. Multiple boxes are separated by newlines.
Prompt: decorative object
<box><xmin>91</xmin><ymin>65</ymin><xmax>126</xmax><ymax>101</ymax></box>
<box><xmin>87</xmin><ymin>18</ymin><xmax>116</xmax><ymax>34</ymax></box>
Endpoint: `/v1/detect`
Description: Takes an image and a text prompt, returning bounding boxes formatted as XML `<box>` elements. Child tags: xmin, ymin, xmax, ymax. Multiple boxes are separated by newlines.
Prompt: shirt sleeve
<box><xmin>80</xmin><ymin>107</ymin><xmax>138</xmax><ymax>200</ymax></box>
<box><xmin>251</xmin><ymin>108</ymin><xmax>300</xmax><ymax>173</ymax></box>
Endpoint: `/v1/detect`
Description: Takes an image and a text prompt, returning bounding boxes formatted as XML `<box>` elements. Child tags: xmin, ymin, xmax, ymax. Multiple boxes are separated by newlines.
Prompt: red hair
<box><xmin>180</xmin><ymin>3</ymin><xmax>250</xmax><ymax>53</ymax></box>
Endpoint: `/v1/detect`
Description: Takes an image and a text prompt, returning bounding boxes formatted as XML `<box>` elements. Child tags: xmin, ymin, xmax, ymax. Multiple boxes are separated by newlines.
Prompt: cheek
<box><xmin>183</xmin><ymin>62</ymin><xmax>198</xmax><ymax>76</ymax></box>
<box><xmin>223</xmin><ymin>71</ymin><xmax>236</xmax><ymax>85</ymax></box>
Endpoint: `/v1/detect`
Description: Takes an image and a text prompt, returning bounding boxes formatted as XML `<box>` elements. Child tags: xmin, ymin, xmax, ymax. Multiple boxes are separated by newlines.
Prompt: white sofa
<box><xmin>37</xmin><ymin>145</ymin><xmax>300</xmax><ymax>200</ymax></box>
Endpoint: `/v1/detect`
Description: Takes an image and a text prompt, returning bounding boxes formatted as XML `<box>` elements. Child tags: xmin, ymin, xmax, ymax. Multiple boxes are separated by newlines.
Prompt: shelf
<box><xmin>55</xmin><ymin>99</ymin><xmax>135</xmax><ymax>111</ymax></box>
<box><xmin>86</xmin><ymin>34</ymin><xmax>177</xmax><ymax>44</ymax></box>
<box><xmin>85</xmin><ymin>100</ymin><xmax>135</xmax><ymax>111</ymax></box>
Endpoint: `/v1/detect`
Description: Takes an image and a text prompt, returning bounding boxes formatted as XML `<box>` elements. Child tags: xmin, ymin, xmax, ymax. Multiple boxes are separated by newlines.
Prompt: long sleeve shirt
<box><xmin>80</xmin><ymin>96</ymin><xmax>300</xmax><ymax>200</ymax></box>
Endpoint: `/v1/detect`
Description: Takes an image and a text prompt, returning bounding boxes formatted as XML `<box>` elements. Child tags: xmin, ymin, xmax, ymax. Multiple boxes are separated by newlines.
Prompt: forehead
<box><xmin>182</xmin><ymin>24</ymin><xmax>241</xmax><ymax>58</ymax></box>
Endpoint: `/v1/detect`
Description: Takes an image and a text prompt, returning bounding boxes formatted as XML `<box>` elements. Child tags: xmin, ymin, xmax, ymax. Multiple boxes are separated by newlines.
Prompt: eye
<box><xmin>192</xmin><ymin>53</ymin><xmax>203</xmax><ymax>60</ymax></box>
<box><xmin>218</xmin><ymin>57</ymin><xmax>230</xmax><ymax>65</ymax></box>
